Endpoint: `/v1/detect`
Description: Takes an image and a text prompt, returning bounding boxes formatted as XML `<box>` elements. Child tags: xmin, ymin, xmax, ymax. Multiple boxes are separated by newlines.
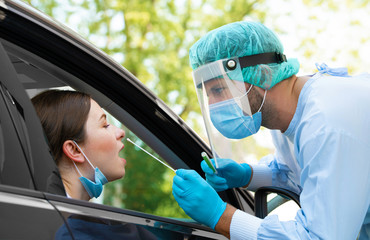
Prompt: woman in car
<box><xmin>32</xmin><ymin>89</ymin><xmax>126</xmax><ymax>200</ymax></box>
<box><xmin>33</xmin><ymin>90</ymin><xmax>158</xmax><ymax>239</ymax></box>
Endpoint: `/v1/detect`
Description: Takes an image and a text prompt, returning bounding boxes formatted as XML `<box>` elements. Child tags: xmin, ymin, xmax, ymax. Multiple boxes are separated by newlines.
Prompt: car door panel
<box><xmin>0</xmin><ymin>185</ymin><xmax>72</xmax><ymax>240</ymax></box>
<box><xmin>46</xmin><ymin>193</ymin><xmax>228</xmax><ymax>240</ymax></box>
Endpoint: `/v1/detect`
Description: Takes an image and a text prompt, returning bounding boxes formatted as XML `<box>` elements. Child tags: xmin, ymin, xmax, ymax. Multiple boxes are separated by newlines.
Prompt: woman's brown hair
<box><xmin>32</xmin><ymin>90</ymin><xmax>91</xmax><ymax>163</ymax></box>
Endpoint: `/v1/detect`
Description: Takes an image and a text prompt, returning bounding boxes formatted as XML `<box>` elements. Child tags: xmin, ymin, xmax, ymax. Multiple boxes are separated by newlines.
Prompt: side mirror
<box><xmin>254</xmin><ymin>187</ymin><xmax>300</xmax><ymax>218</ymax></box>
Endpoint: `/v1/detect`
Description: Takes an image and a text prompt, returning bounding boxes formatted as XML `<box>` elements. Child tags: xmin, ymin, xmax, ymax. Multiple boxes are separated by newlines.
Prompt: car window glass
<box><xmin>267</xmin><ymin>193</ymin><xmax>299</xmax><ymax>221</ymax></box>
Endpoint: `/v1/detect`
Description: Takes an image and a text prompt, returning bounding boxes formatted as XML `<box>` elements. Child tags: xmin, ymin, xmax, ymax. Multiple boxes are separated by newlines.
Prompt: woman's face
<box><xmin>80</xmin><ymin>99</ymin><xmax>126</xmax><ymax>181</ymax></box>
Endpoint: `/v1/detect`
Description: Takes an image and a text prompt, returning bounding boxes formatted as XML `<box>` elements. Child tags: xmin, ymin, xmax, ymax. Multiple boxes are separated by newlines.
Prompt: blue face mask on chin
<box><xmin>209</xmin><ymin>90</ymin><xmax>266</xmax><ymax>139</ymax></box>
<box><xmin>72</xmin><ymin>141</ymin><xmax>108</xmax><ymax>199</ymax></box>
<box><xmin>78</xmin><ymin>167</ymin><xmax>108</xmax><ymax>199</ymax></box>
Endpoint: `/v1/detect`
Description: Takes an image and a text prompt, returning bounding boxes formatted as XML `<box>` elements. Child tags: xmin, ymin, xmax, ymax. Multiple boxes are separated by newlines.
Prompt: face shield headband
<box><xmin>193</xmin><ymin>52</ymin><xmax>287</xmax><ymax>88</ymax></box>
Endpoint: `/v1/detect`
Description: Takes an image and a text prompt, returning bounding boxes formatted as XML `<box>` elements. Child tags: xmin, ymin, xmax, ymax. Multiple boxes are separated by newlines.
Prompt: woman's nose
<box><xmin>115</xmin><ymin>126</ymin><xmax>125</xmax><ymax>140</ymax></box>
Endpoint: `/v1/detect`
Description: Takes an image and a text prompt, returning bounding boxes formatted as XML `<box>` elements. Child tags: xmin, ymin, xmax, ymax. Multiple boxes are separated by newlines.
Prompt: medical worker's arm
<box><xmin>201</xmin><ymin>156</ymin><xmax>301</xmax><ymax>194</ymax></box>
<box><xmin>214</xmin><ymin>204</ymin><xmax>237</xmax><ymax>238</ymax></box>
<box><xmin>201</xmin><ymin>131</ymin><xmax>302</xmax><ymax>195</ymax></box>
<box><xmin>230</xmin><ymin>130</ymin><xmax>370</xmax><ymax>239</ymax></box>
<box><xmin>248</xmin><ymin>130</ymin><xmax>302</xmax><ymax>194</ymax></box>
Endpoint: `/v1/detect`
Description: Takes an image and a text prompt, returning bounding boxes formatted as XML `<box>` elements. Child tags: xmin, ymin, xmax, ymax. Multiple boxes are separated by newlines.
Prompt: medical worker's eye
<box><xmin>211</xmin><ymin>87</ymin><xmax>225</xmax><ymax>95</ymax></box>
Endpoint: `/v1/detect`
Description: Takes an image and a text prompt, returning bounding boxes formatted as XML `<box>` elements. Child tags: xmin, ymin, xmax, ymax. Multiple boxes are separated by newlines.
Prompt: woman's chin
<box><xmin>108</xmin><ymin>169</ymin><xmax>125</xmax><ymax>182</ymax></box>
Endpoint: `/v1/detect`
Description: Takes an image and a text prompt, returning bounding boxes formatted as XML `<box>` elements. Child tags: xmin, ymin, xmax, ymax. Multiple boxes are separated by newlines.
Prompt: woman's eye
<box><xmin>103</xmin><ymin>124</ymin><xmax>111</xmax><ymax>128</ymax></box>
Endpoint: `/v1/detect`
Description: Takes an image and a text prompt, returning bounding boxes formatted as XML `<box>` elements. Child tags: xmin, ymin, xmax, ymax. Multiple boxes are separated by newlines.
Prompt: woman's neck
<box><xmin>59</xmin><ymin>161</ymin><xmax>91</xmax><ymax>201</ymax></box>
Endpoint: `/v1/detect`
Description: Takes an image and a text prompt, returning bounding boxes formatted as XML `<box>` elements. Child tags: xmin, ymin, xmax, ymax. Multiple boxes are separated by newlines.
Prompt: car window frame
<box><xmin>0</xmin><ymin>0</ymin><xmax>258</xmax><ymax>230</ymax></box>
<box><xmin>0</xmin><ymin>0</ymin><xmax>247</xmax><ymax>210</ymax></box>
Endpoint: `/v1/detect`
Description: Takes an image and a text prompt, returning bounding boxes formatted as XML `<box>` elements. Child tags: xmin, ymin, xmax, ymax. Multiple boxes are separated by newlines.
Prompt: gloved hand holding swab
<box><xmin>126</xmin><ymin>138</ymin><xmax>176</xmax><ymax>173</ymax></box>
<box><xmin>201</xmin><ymin>152</ymin><xmax>217</xmax><ymax>174</ymax></box>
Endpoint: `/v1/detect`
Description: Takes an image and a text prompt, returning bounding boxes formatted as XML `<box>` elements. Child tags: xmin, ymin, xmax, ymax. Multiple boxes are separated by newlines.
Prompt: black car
<box><xmin>0</xmin><ymin>0</ymin><xmax>300</xmax><ymax>239</ymax></box>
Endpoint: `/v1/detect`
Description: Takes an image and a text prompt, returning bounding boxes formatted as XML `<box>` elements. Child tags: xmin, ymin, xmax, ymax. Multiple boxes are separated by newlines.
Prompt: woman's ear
<box><xmin>63</xmin><ymin>140</ymin><xmax>85</xmax><ymax>163</ymax></box>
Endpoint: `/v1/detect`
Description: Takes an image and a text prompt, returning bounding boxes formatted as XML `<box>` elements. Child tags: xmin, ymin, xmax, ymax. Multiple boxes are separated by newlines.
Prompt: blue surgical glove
<box><xmin>172</xmin><ymin>169</ymin><xmax>227</xmax><ymax>229</ymax></box>
<box><xmin>201</xmin><ymin>158</ymin><xmax>252</xmax><ymax>192</ymax></box>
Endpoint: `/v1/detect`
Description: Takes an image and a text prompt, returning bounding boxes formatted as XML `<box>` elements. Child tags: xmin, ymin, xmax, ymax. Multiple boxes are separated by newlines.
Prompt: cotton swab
<box><xmin>126</xmin><ymin>138</ymin><xmax>176</xmax><ymax>172</ymax></box>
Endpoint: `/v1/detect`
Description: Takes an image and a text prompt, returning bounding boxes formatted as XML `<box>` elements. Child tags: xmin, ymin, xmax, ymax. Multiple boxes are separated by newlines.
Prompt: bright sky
<box><xmin>262</xmin><ymin>0</ymin><xmax>370</xmax><ymax>75</ymax></box>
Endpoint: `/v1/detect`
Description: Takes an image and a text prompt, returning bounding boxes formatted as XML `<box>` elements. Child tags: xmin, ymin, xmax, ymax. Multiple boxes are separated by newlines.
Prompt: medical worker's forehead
<box><xmin>204</xmin><ymin>78</ymin><xmax>248</xmax><ymax>94</ymax></box>
<box><xmin>204</xmin><ymin>77</ymin><xmax>225</xmax><ymax>87</ymax></box>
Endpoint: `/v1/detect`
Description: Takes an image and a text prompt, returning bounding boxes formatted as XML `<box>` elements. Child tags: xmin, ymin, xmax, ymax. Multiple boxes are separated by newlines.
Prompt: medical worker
<box><xmin>172</xmin><ymin>21</ymin><xmax>370</xmax><ymax>239</ymax></box>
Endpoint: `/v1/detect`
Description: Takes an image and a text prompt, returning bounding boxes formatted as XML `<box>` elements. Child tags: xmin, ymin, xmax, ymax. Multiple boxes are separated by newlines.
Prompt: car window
<box><xmin>1</xmin><ymin>37</ymin><xmax>191</xmax><ymax>220</ymax></box>
<box><xmin>267</xmin><ymin>193</ymin><xmax>300</xmax><ymax>221</ymax></box>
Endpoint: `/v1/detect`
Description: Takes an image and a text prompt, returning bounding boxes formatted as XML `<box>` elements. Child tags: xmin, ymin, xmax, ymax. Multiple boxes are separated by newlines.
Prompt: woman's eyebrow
<box><xmin>99</xmin><ymin>113</ymin><xmax>107</xmax><ymax>122</ymax></box>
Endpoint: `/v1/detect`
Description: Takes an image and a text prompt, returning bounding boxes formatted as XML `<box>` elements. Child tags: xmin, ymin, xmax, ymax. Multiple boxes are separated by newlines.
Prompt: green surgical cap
<box><xmin>189</xmin><ymin>21</ymin><xmax>300</xmax><ymax>89</ymax></box>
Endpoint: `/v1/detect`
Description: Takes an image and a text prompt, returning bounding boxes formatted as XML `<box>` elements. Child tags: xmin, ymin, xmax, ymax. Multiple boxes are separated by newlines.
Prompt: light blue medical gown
<box><xmin>232</xmin><ymin>70</ymin><xmax>370</xmax><ymax>239</ymax></box>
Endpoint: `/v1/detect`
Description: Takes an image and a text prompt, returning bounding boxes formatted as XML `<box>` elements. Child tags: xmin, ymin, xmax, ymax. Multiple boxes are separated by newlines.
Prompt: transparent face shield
<box><xmin>193</xmin><ymin>53</ymin><xmax>286</xmax><ymax>167</ymax></box>
<box><xmin>193</xmin><ymin>57</ymin><xmax>255</xmax><ymax>167</ymax></box>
